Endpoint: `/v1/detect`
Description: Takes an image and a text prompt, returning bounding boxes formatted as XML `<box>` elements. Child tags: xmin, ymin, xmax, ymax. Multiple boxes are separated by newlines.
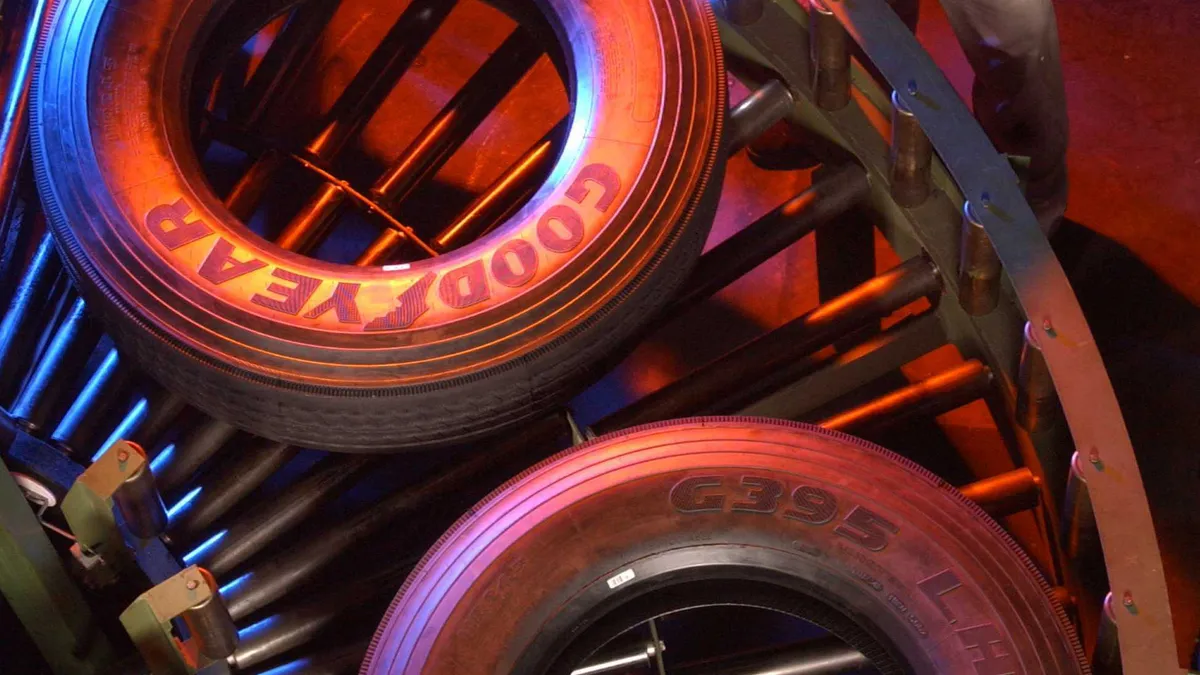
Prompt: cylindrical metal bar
<box><xmin>958</xmin><ymin>467</ymin><xmax>1041</xmax><ymax>519</ymax></box>
<box><xmin>128</xmin><ymin>389</ymin><xmax>187</xmax><ymax>451</ymax></box>
<box><xmin>353</xmin><ymin>30</ymin><xmax>543</xmax><ymax>260</ymax></box>
<box><xmin>247</xmin><ymin>640</ymin><xmax>370</xmax><ymax>675</ymax></box>
<box><xmin>182</xmin><ymin>570</ymin><xmax>238</xmax><ymax>660</ymax></box>
<box><xmin>668</xmin><ymin>164</ymin><xmax>869</xmax><ymax>319</ymax></box>
<box><xmin>818</xmin><ymin>360</ymin><xmax>991</xmax><ymax>435</ymax></box>
<box><xmin>957</xmin><ymin>202</ymin><xmax>1003</xmax><ymax>316</ymax></box>
<box><xmin>809</xmin><ymin>0</ymin><xmax>851</xmax><ymax>111</ymax></box>
<box><xmin>221</xmin><ymin>449</ymin><xmax>504</xmax><ymax>619</ymax></box>
<box><xmin>0</xmin><ymin>0</ymin><xmax>48</xmax><ymax>245</ymax></box>
<box><xmin>10</xmin><ymin>296</ymin><xmax>101</xmax><ymax>432</ymax></box>
<box><xmin>1061</xmin><ymin>451</ymin><xmax>1099</xmax><ymax>559</ymax></box>
<box><xmin>112</xmin><ymin>444</ymin><xmax>168</xmax><ymax>539</ymax></box>
<box><xmin>674</xmin><ymin>636</ymin><xmax>869</xmax><ymax>675</ymax></box>
<box><xmin>354</xmin><ymin>229</ymin><xmax>406</xmax><ymax>267</ymax></box>
<box><xmin>228</xmin><ymin>564</ymin><xmax>410</xmax><ymax>669</ymax></box>
<box><xmin>720</xmin><ymin>0</ymin><xmax>765</xmax><ymax>25</ymax></box>
<box><xmin>274</xmin><ymin>183</ymin><xmax>347</xmax><ymax>253</ymax></box>
<box><xmin>572</xmin><ymin>644</ymin><xmax>660</xmax><ymax>675</ymax></box>
<box><xmin>170</xmin><ymin>440</ymin><xmax>296</xmax><ymax>539</ymax></box>
<box><xmin>231</xmin><ymin>0</ymin><xmax>343</xmax><ymax>133</ymax></box>
<box><xmin>0</xmin><ymin>231</ymin><xmax>62</xmax><ymax>403</ymax></box>
<box><xmin>1092</xmin><ymin>592</ymin><xmax>1120</xmax><ymax>675</ymax></box>
<box><xmin>432</xmin><ymin>118</ymin><xmax>568</xmax><ymax>252</ymax></box>
<box><xmin>225</xmin><ymin>0</ymin><xmax>456</xmax><ymax>220</ymax></box>
<box><xmin>197</xmin><ymin>456</ymin><xmax>372</xmax><ymax>576</ymax></box>
<box><xmin>156</xmin><ymin>418</ymin><xmax>239</xmax><ymax>494</ymax></box>
<box><xmin>889</xmin><ymin>90</ymin><xmax>933</xmax><ymax>207</ymax></box>
<box><xmin>1016</xmin><ymin>321</ymin><xmax>1059</xmax><ymax>433</ymax></box>
<box><xmin>51</xmin><ymin>349</ymin><xmax>133</xmax><ymax>454</ymax></box>
<box><xmin>726</xmin><ymin>80</ymin><xmax>794</xmax><ymax>154</ymax></box>
<box><xmin>595</xmin><ymin>257</ymin><xmax>942</xmax><ymax>433</ymax></box>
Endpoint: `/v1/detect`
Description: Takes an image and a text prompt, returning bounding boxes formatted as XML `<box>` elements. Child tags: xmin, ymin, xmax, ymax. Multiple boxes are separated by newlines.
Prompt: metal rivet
<box><xmin>907</xmin><ymin>79</ymin><xmax>918</xmax><ymax>95</ymax></box>
<box><xmin>187</xmin><ymin>579</ymin><xmax>199</xmax><ymax>590</ymax></box>
<box><xmin>117</xmin><ymin>450</ymin><xmax>129</xmax><ymax>462</ymax></box>
<box><xmin>1088</xmin><ymin>447</ymin><xmax>1102</xmax><ymax>465</ymax></box>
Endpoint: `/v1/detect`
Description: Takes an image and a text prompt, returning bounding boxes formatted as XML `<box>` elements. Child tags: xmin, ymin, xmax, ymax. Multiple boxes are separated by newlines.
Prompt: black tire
<box><xmin>31</xmin><ymin>0</ymin><xmax>726</xmax><ymax>451</ymax></box>
<box><xmin>364</xmin><ymin>418</ymin><xmax>1089</xmax><ymax>674</ymax></box>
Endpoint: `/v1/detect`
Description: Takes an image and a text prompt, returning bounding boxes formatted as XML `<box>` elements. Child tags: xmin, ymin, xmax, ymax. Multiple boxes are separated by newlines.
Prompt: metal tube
<box><xmin>1092</xmin><ymin>592</ymin><xmax>1120</xmax><ymax>675</ymax></box>
<box><xmin>224</xmin><ymin>0</ymin><xmax>456</xmax><ymax>219</ymax></box>
<box><xmin>128</xmin><ymin>389</ymin><xmax>187</xmax><ymax>451</ymax></box>
<box><xmin>247</xmin><ymin>640</ymin><xmax>370</xmax><ymax>675</ymax></box>
<box><xmin>720</xmin><ymin>0</ymin><xmax>765</xmax><ymax>25</ymax></box>
<box><xmin>112</xmin><ymin>444</ymin><xmax>168</xmax><ymax>539</ymax></box>
<box><xmin>353</xmin><ymin>30</ymin><xmax>543</xmax><ymax>260</ymax></box>
<box><xmin>274</xmin><ymin>183</ymin><xmax>347</xmax><ymax>253</ymax></box>
<box><xmin>1016</xmin><ymin>321</ymin><xmax>1059</xmax><ymax>433</ymax></box>
<box><xmin>595</xmin><ymin>256</ymin><xmax>941</xmax><ymax>433</ymax></box>
<box><xmin>0</xmin><ymin>0</ymin><xmax>48</xmax><ymax>249</ymax></box>
<box><xmin>432</xmin><ymin>117</ymin><xmax>568</xmax><ymax>252</ymax></box>
<box><xmin>0</xmin><ymin>231</ymin><xmax>62</xmax><ymax>403</ymax></box>
<box><xmin>1061</xmin><ymin>451</ymin><xmax>1099</xmax><ymax>559</ymax></box>
<box><xmin>818</xmin><ymin>360</ymin><xmax>991</xmax><ymax>435</ymax></box>
<box><xmin>155</xmin><ymin>418</ymin><xmax>238</xmax><ymax>494</ymax></box>
<box><xmin>196</xmin><ymin>455</ymin><xmax>373</xmax><ymax>576</ymax></box>
<box><xmin>231</xmin><ymin>0</ymin><xmax>343</xmax><ymax>133</ymax></box>
<box><xmin>51</xmin><ymin>349</ymin><xmax>133</xmax><ymax>454</ymax></box>
<box><xmin>10</xmin><ymin>295</ymin><xmax>101</xmax><ymax>432</ymax></box>
<box><xmin>221</xmin><ymin>449</ymin><xmax>504</xmax><ymax>619</ymax></box>
<box><xmin>674</xmin><ymin>636</ymin><xmax>869</xmax><ymax>675</ymax></box>
<box><xmin>957</xmin><ymin>202</ymin><xmax>1003</xmax><ymax>316</ymax></box>
<box><xmin>809</xmin><ymin>0</ymin><xmax>851</xmax><ymax>111</ymax></box>
<box><xmin>726</xmin><ymin>80</ymin><xmax>794</xmax><ymax>154</ymax></box>
<box><xmin>181</xmin><ymin>570</ymin><xmax>238</xmax><ymax>660</ymax></box>
<box><xmin>958</xmin><ymin>468</ymin><xmax>1041</xmax><ymax>519</ymax></box>
<box><xmin>170</xmin><ymin>440</ymin><xmax>296</xmax><ymax>539</ymax></box>
<box><xmin>228</xmin><ymin>564</ymin><xmax>410</xmax><ymax>669</ymax></box>
<box><xmin>889</xmin><ymin>90</ymin><xmax>933</xmax><ymax>207</ymax></box>
<box><xmin>573</xmin><ymin>644</ymin><xmax>661</xmax><ymax>675</ymax></box>
<box><xmin>667</xmin><ymin>164</ymin><xmax>869</xmax><ymax>319</ymax></box>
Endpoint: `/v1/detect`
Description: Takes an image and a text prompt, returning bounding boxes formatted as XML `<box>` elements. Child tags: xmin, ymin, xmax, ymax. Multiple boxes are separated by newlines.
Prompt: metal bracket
<box><xmin>120</xmin><ymin>565</ymin><xmax>237</xmax><ymax>675</ymax></box>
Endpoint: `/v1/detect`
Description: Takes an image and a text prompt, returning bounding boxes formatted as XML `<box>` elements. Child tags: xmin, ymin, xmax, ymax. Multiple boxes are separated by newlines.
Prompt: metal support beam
<box><xmin>818</xmin><ymin>360</ymin><xmax>991</xmax><ymax>435</ymax></box>
<box><xmin>169</xmin><ymin>439</ymin><xmax>296</xmax><ymax>539</ymax></box>
<box><xmin>726</xmin><ymin>80</ymin><xmax>794</xmax><ymax>153</ymax></box>
<box><xmin>958</xmin><ymin>468</ymin><xmax>1041</xmax><ymax>519</ymax></box>
<box><xmin>598</xmin><ymin>258</ymin><xmax>941</xmax><ymax>433</ymax></box>
<box><xmin>10</xmin><ymin>295</ymin><xmax>101</xmax><ymax>432</ymax></box>
<box><xmin>0</xmin><ymin>457</ymin><xmax>114</xmax><ymax>674</ymax></box>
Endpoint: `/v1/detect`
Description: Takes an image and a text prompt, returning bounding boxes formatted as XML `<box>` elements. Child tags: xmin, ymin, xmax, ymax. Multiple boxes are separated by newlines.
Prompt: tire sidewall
<box><xmin>365</xmin><ymin>420</ymin><xmax>1086</xmax><ymax>674</ymax></box>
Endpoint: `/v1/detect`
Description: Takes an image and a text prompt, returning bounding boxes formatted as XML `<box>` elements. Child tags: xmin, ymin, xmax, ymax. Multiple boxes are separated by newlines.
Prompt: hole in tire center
<box><xmin>188</xmin><ymin>0</ymin><xmax>572</xmax><ymax>265</ymax></box>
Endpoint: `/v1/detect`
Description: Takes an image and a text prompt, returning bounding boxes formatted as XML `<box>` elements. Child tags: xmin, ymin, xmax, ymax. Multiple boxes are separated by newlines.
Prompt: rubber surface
<box><xmin>363</xmin><ymin>418</ymin><xmax>1089</xmax><ymax>674</ymax></box>
<box><xmin>31</xmin><ymin>0</ymin><xmax>726</xmax><ymax>451</ymax></box>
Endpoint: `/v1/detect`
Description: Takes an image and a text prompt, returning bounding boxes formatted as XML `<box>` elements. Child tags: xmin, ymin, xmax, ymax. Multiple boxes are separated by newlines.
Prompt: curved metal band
<box><xmin>721</xmin><ymin>2</ymin><xmax>1181</xmax><ymax>672</ymax></box>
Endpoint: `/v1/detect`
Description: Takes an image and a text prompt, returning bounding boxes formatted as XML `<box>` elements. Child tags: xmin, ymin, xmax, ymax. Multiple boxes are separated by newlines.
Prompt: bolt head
<box><xmin>186</xmin><ymin>579</ymin><xmax>199</xmax><ymax>590</ymax></box>
<box><xmin>117</xmin><ymin>450</ymin><xmax>129</xmax><ymax>462</ymax></box>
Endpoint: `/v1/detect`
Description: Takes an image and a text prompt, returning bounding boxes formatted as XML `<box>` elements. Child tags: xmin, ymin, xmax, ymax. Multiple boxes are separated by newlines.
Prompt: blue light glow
<box><xmin>149</xmin><ymin>443</ymin><xmax>175</xmax><ymax>475</ymax></box>
<box><xmin>55</xmin><ymin>349</ymin><xmax>119</xmax><ymax>443</ymax></box>
<box><xmin>181</xmin><ymin>529</ymin><xmax>227</xmax><ymax>565</ymax></box>
<box><xmin>237</xmin><ymin>615</ymin><xmax>278</xmax><ymax>640</ymax></box>
<box><xmin>92</xmin><ymin>397</ymin><xmax>148</xmax><ymax>462</ymax></box>
<box><xmin>257</xmin><ymin>658</ymin><xmax>311</xmax><ymax>675</ymax></box>
<box><xmin>219</xmin><ymin>572</ymin><xmax>251</xmax><ymax>596</ymax></box>
<box><xmin>166</xmin><ymin>487</ymin><xmax>202</xmax><ymax>521</ymax></box>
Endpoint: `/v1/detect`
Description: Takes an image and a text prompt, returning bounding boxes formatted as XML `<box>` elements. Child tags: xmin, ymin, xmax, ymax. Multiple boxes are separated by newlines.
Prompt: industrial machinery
<box><xmin>0</xmin><ymin>0</ymin><xmax>1189</xmax><ymax>673</ymax></box>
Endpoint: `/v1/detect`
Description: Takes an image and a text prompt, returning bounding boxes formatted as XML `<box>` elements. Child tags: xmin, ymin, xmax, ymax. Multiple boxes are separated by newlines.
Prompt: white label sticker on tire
<box><xmin>607</xmin><ymin>568</ymin><xmax>636</xmax><ymax>589</ymax></box>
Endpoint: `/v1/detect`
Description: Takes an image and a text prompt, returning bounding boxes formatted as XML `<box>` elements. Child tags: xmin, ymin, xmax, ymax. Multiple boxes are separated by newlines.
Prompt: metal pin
<box><xmin>1016</xmin><ymin>321</ymin><xmax>1059</xmax><ymax>433</ymax></box>
<box><xmin>810</xmin><ymin>0</ymin><xmax>851</xmax><ymax>111</ymax></box>
<box><xmin>957</xmin><ymin>202</ymin><xmax>1003</xmax><ymax>316</ymax></box>
<box><xmin>1061</xmin><ymin>452</ymin><xmax>1099</xmax><ymax>559</ymax></box>
<box><xmin>727</xmin><ymin>80</ymin><xmax>794</xmax><ymax>154</ymax></box>
<box><xmin>889</xmin><ymin>91</ymin><xmax>933</xmax><ymax>207</ymax></box>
